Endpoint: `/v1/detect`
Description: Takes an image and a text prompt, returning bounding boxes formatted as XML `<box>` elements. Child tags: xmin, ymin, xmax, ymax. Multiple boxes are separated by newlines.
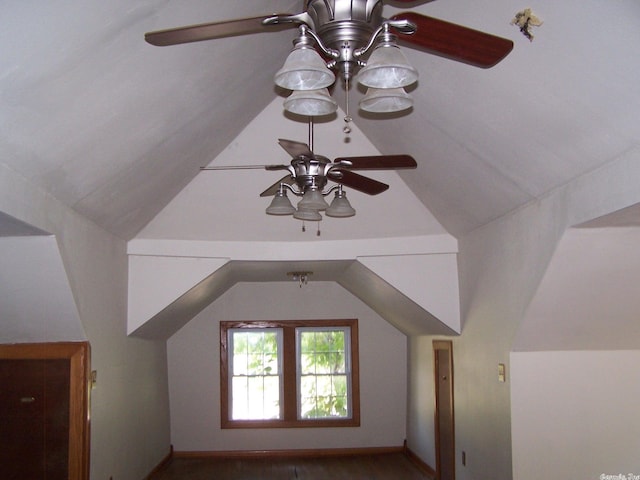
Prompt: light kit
<box><xmin>145</xmin><ymin>0</ymin><xmax>514</xmax><ymax>120</ymax></box>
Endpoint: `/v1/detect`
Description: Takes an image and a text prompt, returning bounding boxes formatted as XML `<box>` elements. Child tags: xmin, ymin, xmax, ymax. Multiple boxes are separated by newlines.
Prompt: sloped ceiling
<box><xmin>1</xmin><ymin>235</ymin><xmax>85</xmax><ymax>343</ymax></box>
<box><xmin>513</xmin><ymin>223</ymin><xmax>640</xmax><ymax>351</ymax></box>
<box><xmin>130</xmin><ymin>259</ymin><xmax>459</xmax><ymax>340</ymax></box>
<box><xmin>2</xmin><ymin>0</ymin><xmax>639</xmax><ymax>240</ymax></box>
<box><xmin>0</xmin><ymin>211</ymin><xmax>49</xmax><ymax>237</ymax></box>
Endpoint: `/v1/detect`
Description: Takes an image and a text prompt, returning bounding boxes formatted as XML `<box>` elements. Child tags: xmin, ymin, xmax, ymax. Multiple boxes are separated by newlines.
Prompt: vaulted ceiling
<box><xmin>2</xmin><ymin>1</ymin><xmax>639</xmax><ymax>240</ymax></box>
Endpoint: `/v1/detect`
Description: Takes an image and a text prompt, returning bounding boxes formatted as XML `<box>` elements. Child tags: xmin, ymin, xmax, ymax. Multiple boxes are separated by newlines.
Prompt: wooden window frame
<box><xmin>220</xmin><ymin>319</ymin><xmax>360</xmax><ymax>429</ymax></box>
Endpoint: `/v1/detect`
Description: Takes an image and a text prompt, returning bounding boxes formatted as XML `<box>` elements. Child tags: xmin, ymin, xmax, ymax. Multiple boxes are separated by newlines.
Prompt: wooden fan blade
<box><xmin>145</xmin><ymin>14</ymin><xmax>295</xmax><ymax>46</ymax></box>
<box><xmin>278</xmin><ymin>139</ymin><xmax>313</xmax><ymax>158</ymax></box>
<box><xmin>334</xmin><ymin>154</ymin><xmax>417</xmax><ymax>169</ymax></box>
<box><xmin>329</xmin><ymin>170</ymin><xmax>389</xmax><ymax>195</ymax></box>
<box><xmin>260</xmin><ymin>176</ymin><xmax>295</xmax><ymax>197</ymax></box>
<box><xmin>390</xmin><ymin>12</ymin><xmax>513</xmax><ymax>68</ymax></box>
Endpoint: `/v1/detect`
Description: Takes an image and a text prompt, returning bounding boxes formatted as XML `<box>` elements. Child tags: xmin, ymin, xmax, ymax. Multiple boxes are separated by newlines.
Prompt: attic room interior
<box><xmin>1</xmin><ymin>1</ymin><xmax>639</xmax><ymax>479</ymax></box>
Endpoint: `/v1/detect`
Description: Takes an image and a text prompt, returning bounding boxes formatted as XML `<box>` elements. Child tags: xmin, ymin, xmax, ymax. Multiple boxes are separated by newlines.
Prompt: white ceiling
<box><xmin>2</xmin><ymin>0</ymin><xmax>639</xmax><ymax>240</ymax></box>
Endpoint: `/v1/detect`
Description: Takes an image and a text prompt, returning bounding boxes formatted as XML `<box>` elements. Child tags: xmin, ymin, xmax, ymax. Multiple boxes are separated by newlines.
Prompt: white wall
<box><xmin>514</xmin><ymin>227</ymin><xmax>640</xmax><ymax>351</ymax></box>
<box><xmin>403</xmin><ymin>192</ymin><xmax>567</xmax><ymax>477</ymax></box>
<box><xmin>452</xmin><ymin>198</ymin><xmax>564</xmax><ymax>480</ymax></box>
<box><xmin>511</xmin><ymin>350</ymin><xmax>640</xmax><ymax>479</ymax></box>
<box><xmin>403</xmin><ymin>148</ymin><xmax>640</xmax><ymax>479</ymax></box>
<box><xmin>0</xmin><ymin>235</ymin><xmax>85</xmax><ymax>343</ymax></box>
<box><xmin>167</xmin><ymin>281</ymin><xmax>407</xmax><ymax>452</ymax></box>
<box><xmin>509</xmin><ymin>224</ymin><xmax>640</xmax><ymax>477</ymax></box>
<box><xmin>0</xmin><ymin>163</ymin><xmax>171</xmax><ymax>480</ymax></box>
<box><xmin>406</xmin><ymin>335</ymin><xmax>437</xmax><ymax>467</ymax></box>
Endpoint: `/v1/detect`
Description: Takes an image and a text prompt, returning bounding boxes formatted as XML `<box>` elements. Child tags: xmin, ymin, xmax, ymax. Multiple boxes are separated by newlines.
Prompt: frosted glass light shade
<box><xmin>356</xmin><ymin>45</ymin><xmax>418</xmax><ymax>89</ymax></box>
<box><xmin>293</xmin><ymin>208</ymin><xmax>322</xmax><ymax>221</ymax></box>
<box><xmin>359</xmin><ymin>87</ymin><xmax>413</xmax><ymax>113</ymax></box>
<box><xmin>283</xmin><ymin>88</ymin><xmax>338</xmax><ymax>116</ymax></box>
<box><xmin>297</xmin><ymin>188</ymin><xmax>329</xmax><ymax>211</ymax></box>
<box><xmin>325</xmin><ymin>190</ymin><xmax>356</xmax><ymax>217</ymax></box>
<box><xmin>266</xmin><ymin>190</ymin><xmax>295</xmax><ymax>215</ymax></box>
<box><xmin>275</xmin><ymin>47</ymin><xmax>336</xmax><ymax>90</ymax></box>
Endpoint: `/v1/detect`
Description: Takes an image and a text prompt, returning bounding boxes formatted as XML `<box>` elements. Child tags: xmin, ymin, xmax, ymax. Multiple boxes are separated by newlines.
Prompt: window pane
<box><xmin>300</xmin><ymin>353</ymin><xmax>314</xmax><ymax>375</ymax></box>
<box><xmin>230</xmin><ymin>329</ymin><xmax>281</xmax><ymax>420</ymax></box>
<box><xmin>297</xmin><ymin>328</ymin><xmax>350</xmax><ymax>419</ymax></box>
<box><xmin>300</xmin><ymin>374</ymin><xmax>349</xmax><ymax>418</ymax></box>
<box><xmin>232</xmin><ymin>376</ymin><xmax>249</xmax><ymax>418</ymax></box>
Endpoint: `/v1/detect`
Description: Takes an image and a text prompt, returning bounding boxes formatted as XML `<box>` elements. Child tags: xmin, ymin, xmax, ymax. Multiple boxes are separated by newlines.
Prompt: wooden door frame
<box><xmin>433</xmin><ymin>340</ymin><xmax>454</xmax><ymax>480</ymax></box>
<box><xmin>0</xmin><ymin>342</ymin><xmax>91</xmax><ymax>480</ymax></box>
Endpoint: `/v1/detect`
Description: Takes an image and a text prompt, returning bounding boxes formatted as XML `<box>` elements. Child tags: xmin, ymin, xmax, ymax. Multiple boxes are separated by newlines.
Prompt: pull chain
<box><xmin>301</xmin><ymin>221</ymin><xmax>321</xmax><ymax>236</ymax></box>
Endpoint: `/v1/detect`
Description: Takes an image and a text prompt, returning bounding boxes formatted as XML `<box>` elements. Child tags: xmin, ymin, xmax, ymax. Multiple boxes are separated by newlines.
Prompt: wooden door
<box><xmin>0</xmin><ymin>343</ymin><xmax>90</xmax><ymax>480</ymax></box>
<box><xmin>433</xmin><ymin>340</ymin><xmax>454</xmax><ymax>480</ymax></box>
<box><xmin>0</xmin><ymin>359</ymin><xmax>71</xmax><ymax>479</ymax></box>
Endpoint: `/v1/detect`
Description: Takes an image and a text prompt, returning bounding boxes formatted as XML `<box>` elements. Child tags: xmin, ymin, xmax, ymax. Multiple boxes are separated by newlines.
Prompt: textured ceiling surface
<box><xmin>2</xmin><ymin>1</ymin><xmax>639</xmax><ymax>239</ymax></box>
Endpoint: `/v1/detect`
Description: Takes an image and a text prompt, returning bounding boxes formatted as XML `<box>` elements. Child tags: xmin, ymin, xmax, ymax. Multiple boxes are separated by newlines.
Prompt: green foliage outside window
<box><xmin>232</xmin><ymin>330</ymin><xmax>279</xmax><ymax>376</ymax></box>
<box><xmin>299</xmin><ymin>329</ymin><xmax>349</xmax><ymax>419</ymax></box>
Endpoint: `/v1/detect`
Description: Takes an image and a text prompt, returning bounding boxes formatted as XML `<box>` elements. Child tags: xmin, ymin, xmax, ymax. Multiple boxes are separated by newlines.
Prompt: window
<box><xmin>220</xmin><ymin>319</ymin><xmax>359</xmax><ymax>428</ymax></box>
<box><xmin>228</xmin><ymin>328</ymin><xmax>282</xmax><ymax>420</ymax></box>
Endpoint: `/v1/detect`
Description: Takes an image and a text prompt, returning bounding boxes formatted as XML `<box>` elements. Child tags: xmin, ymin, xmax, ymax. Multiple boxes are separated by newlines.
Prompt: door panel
<box><xmin>0</xmin><ymin>359</ymin><xmax>70</xmax><ymax>480</ymax></box>
<box><xmin>434</xmin><ymin>340</ymin><xmax>454</xmax><ymax>480</ymax></box>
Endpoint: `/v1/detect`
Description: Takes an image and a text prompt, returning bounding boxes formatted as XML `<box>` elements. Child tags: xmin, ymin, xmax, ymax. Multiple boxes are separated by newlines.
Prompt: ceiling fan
<box><xmin>201</xmin><ymin>136</ymin><xmax>417</xmax><ymax>221</ymax></box>
<box><xmin>145</xmin><ymin>0</ymin><xmax>514</xmax><ymax>115</ymax></box>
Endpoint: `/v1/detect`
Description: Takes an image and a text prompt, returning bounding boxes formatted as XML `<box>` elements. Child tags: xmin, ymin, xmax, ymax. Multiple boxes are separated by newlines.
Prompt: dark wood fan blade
<box><xmin>278</xmin><ymin>139</ymin><xmax>313</xmax><ymax>158</ymax></box>
<box><xmin>260</xmin><ymin>176</ymin><xmax>295</xmax><ymax>197</ymax></box>
<box><xmin>334</xmin><ymin>154</ymin><xmax>417</xmax><ymax>169</ymax></box>
<box><xmin>390</xmin><ymin>12</ymin><xmax>513</xmax><ymax>68</ymax></box>
<box><xmin>329</xmin><ymin>170</ymin><xmax>389</xmax><ymax>195</ymax></box>
<box><xmin>145</xmin><ymin>15</ymin><xmax>295</xmax><ymax>46</ymax></box>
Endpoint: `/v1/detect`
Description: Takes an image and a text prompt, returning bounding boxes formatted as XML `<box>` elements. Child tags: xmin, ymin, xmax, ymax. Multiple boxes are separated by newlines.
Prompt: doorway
<box><xmin>0</xmin><ymin>342</ymin><xmax>90</xmax><ymax>480</ymax></box>
<box><xmin>433</xmin><ymin>340</ymin><xmax>454</xmax><ymax>480</ymax></box>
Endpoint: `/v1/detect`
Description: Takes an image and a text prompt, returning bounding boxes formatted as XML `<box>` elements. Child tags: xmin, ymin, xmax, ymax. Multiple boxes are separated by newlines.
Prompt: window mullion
<box><xmin>282</xmin><ymin>326</ymin><xmax>297</xmax><ymax>422</ymax></box>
